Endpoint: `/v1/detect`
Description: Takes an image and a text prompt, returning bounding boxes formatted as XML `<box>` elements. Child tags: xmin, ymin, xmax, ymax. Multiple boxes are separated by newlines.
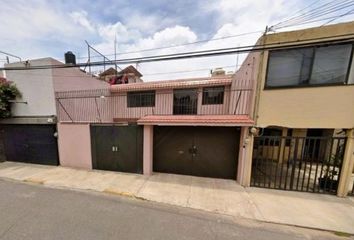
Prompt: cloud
<box><xmin>1</xmin><ymin>0</ymin><xmax>354</xmax><ymax>80</ymax></box>
<box><xmin>70</xmin><ymin>10</ymin><xmax>95</xmax><ymax>33</ymax></box>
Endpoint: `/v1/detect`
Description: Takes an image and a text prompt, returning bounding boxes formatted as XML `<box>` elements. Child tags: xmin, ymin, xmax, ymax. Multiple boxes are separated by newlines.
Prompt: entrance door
<box><xmin>91</xmin><ymin>125</ymin><xmax>143</xmax><ymax>173</ymax></box>
<box><xmin>154</xmin><ymin>126</ymin><xmax>239</xmax><ymax>179</ymax></box>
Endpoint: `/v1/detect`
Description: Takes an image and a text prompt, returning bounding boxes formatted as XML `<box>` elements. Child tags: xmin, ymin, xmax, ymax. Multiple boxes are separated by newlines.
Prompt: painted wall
<box><xmin>5</xmin><ymin>58</ymin><xmax>56</xmax><ymax>116</ymax></box>
<box><xmin>57</xmin><ymin>123</ymin><xmax>92</xmax><ymax>169</ymax></box>
<box><xmin>51</xmin><ymin>59</ymin><xmax>109</xmax><ymax>92</ymax></box>
<box><xmin>229</xmin><ymin>51</ymin><xmax>260</xmax><ymax>116</ymax></box>
<box><xmin>254</xmin><ymin>21</ymin><xmax>354</xmax><ymax>129</ymax></box>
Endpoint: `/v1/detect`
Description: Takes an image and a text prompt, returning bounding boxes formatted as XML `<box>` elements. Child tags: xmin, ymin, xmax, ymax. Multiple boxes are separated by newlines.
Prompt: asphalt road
<box><xmin>0</xmin><ymin>179</ymin><xmax>350</xmax><ymax>240</ymax></box>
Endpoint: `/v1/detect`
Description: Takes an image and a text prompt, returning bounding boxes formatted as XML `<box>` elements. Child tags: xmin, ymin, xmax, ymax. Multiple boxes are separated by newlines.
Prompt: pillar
<box><xmin>337</xmin><ymin>129</ymin><xmax>354</xmax><ymax>197</ymax></box>
<box><xmin>143</xmin><ymin>125</ymin><xmax>154</xmax><ymax>175</ymax></box>
<box><xmin>237</xmin><ymin>127</ymin><xmax>254</xmax><ymax>186</ymax></box>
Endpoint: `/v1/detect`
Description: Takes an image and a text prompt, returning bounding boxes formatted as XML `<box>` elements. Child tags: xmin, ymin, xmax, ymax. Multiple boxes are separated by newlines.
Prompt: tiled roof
<box><xmin>110</xmin><ymin>75</ymin><xmax>233</xmax><ymax>92</ymax></box>
<box><xmin>137</xmin><ymin>115</ymin><xmax>254</xmax><ymax>126</ymax></box>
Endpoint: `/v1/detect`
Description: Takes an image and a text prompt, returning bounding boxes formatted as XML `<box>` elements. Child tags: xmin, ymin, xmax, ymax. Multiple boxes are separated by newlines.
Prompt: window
<box><xmin>127</xmin><ymin>91</ymin><xmax>155</xmax><ymax>107</ymax></box>
<box><xmin>202</xmin><ymin>86</ymin><xmax>224</xmax><ymax>105</ymax></box>
<box><xmin>173</xmin><ymin>89</ymin><xmax>198</xmax><ymax>115</ymax></box>
<box><xmin>266</xmin><ymin>43</ymin><xmax>353</xmax><ymax>88</ymax></box>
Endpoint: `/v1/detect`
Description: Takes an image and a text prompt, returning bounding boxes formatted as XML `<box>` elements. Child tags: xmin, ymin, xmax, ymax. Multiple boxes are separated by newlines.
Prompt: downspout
<box><xmin>252</xmin><ymin>27</ymin><xmax>269</xmax><ymax>127</ymax></box>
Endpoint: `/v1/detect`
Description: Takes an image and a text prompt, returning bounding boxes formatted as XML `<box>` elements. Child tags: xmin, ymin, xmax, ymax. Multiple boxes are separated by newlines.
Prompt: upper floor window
<box><xmin>173</xmin><ymin>88</ymin><xmax>198</xmax><ymax>115</ymax></box>
<box><xmin>202</xmin><ymin>86</ymin><xmax>224</xmax><ymax>105</ymax></box>
<box><xmin>266</xmin><ymin>43</ymin><xmax>353</xmax><ymax>88</ymax></box>
<box><xmin>127</xmin><ymin>91</ymin><xmax>155</xmax><ymax>107</ymax></box>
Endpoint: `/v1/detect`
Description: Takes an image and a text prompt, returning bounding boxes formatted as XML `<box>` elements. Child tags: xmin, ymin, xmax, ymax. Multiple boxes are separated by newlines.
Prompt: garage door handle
<box><xmin>112</xmin><ymin>146</ymin><xmax>119</xmax><ymax>152</ymax></box>
<box><xmin>189</xmin><ymin>146</ymin><xmax>198</xmax><ymax>155</ymax></box>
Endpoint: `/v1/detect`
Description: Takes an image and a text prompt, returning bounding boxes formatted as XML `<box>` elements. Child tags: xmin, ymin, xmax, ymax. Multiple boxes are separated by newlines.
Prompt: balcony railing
<box><xmin>55</xmin><ymin>88</ymin><xmax>253</xmax><ymax>123</ymax></box>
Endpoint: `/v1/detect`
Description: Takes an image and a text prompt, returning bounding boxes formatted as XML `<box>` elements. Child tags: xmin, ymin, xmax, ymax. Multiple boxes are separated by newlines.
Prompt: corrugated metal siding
<box><xmin>229</xmin><ymin>52</ymin><xmax>258</xmax><ymax>115</ymax></box>
<box><xmin>199</xmin><ymin>86</ymin><xmax>230</xmax><ymax>115</ymax></box>
<box><xmin>155</xmin><ymin>90</ymin><xmax>173</xmax><ymax>115</ymax></box>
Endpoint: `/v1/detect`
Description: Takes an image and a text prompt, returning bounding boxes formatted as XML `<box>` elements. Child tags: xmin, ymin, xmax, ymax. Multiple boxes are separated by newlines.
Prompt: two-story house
<box><xmin>244</xmin><ymin>21</ymin><xmax>354</xmax><ymax>196</ymax></box>
<box><xmin>56</xmin><ymin>66</ymin><xmax>256</xmax><ymax>183</ymax></box>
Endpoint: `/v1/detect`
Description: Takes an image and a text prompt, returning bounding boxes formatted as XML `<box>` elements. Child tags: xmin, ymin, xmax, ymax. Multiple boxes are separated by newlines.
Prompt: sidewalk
<box><xmin>0</xmin><ymin>161</ymin><xmax>353</xmax><ymax>234</ymax></box>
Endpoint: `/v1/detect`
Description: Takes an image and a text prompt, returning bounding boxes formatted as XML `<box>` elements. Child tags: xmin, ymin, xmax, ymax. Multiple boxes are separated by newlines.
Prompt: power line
<box><xmin>275</xmin><ymin>3</ymin><xmax>354</xmax><ymax>29</ymax></box>
<box><xmin>272</xmin><ymin>0</ymin><xmax>350</xmax><ymax>28</ymax></box>
<box><xmin>6</xmin><ymin>65</ymin><xmax>239</xmax><ymax>78</ymax></box>
<box><xmin>76</xmin><ymin>30</ymin><xmax>264</xmax><ymax>60</ymax></box>
<box><xmin>271</xmin><ymin>12</ymin><xmax>354</xmax><ymax>28</ymax></box>
<box><xmin>273</xmin><ymin>0</ymin><xmax>354</xmax><ymax>29</ymax></box>
<box><xmin>271</xmin><ymin>0</ymin><xmax>324</xmax><ymax>28</ymax></box>
<box><xmin>321</xmin><ymin>7</ymin><xmax>354</xmax><ymax>26</ymax></box>
<box><xmin>2</xmin><ymin>32</ymin><xmax>354</xmax><ymax>71</ymax></box>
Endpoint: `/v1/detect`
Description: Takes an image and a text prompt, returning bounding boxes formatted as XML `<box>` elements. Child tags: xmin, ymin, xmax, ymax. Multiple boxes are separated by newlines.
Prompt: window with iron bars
<box><xmin>127</xmin><ymin>91</ymin><xmax>155</xmax><ymax>107</ymax></box>
<box><xmin>202</xmin><ymin>86</ymin><xmax>225</xmax><ymax>105</ymax></box>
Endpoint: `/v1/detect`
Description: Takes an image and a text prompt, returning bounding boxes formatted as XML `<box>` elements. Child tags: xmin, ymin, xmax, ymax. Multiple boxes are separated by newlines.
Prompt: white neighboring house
<box><xmin>0</xmin><ymin>56</ymin><xmax>109</xmax><ymax>165</ymax></box>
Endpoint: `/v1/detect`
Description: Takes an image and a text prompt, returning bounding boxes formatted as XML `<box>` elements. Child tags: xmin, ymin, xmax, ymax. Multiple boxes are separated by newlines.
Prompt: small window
<box><xmin>266</xmin><ymin>43</ymin><xmax>353</xmax><ymax>88</ymax></box>
<box><xmin>202</xmin><ymin>86</ymin><xmax>224</xmax><ymax>105</ymax></box>
<box><xmin>127</xmin><ymin>91</ymin><xmax>155</xmax><ymax>107</ymax></box>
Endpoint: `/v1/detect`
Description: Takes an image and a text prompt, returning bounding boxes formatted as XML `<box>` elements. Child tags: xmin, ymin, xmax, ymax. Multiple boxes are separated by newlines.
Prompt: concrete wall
<box><xmin>57</xmin><ymin>123</ymin><xmax>92</xmax><ymax>169</ymax></box>
<box><xmin>254</xmin><ymin>21</ymin><xmax>354</xmax><ymax>129</ymax></box>
<box><xmin>51</xmin><ymin>59</ymin><xmax>109</xmax><ymax>92</ymax></box>
<box><xmin>5</xmin><ymin>58</ymin><xmax>56</xmax><ymax>116</ymax></box>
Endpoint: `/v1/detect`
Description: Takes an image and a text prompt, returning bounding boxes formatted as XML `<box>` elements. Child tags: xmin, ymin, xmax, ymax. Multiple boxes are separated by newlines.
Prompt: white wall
<box><xmin>5</xmin><ymin>58</ymin><xmax>56</xmax><ymax>116</ymax></box>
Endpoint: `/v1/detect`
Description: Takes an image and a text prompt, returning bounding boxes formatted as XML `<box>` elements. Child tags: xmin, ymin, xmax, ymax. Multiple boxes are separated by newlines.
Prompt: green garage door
<box><xmin>91</xmin><ymin>125</ymin><xmax>143</xmax><ymax>174</ymax></box>
<box><xmin>154</xmin><ymin>126</ymin><xmax>240</xmax><ymax>179</ymax></box>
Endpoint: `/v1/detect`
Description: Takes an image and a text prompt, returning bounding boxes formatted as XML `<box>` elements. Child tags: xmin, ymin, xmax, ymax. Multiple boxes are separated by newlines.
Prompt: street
<box><xmin>0</xmin><ymin>179</ymin><xmax>349</xmax><ymax>240</ymax></box>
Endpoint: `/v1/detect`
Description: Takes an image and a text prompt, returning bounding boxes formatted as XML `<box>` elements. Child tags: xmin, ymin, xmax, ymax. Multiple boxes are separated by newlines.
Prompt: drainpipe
<box><xmin>252</xmin><ymin>26</ymin><xmax>269</xmax><ymax>127</ymax></box>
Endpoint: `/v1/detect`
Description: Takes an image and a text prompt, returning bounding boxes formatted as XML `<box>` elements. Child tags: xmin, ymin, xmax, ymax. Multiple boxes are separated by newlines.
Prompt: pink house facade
<box><xmin>56</xmin><ymin>54</ymin><xmax>259</xmax><ymax>183</ymax></box>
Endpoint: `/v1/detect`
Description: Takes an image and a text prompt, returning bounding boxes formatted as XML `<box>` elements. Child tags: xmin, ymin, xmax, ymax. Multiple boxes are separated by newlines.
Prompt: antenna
<box><xmin>0</xmin><ymin>50</ymin><xmax>21</xmax><ymax>62</ymax></box>
<box><xmin>114</xmin><ymin>35</ymin><xmax>118</xmax><ymax>75</ymax></box>
<box><xmin>84</xmin><ymin>40</ymin><xmax>121</xmax><ymax>75</ymax></box>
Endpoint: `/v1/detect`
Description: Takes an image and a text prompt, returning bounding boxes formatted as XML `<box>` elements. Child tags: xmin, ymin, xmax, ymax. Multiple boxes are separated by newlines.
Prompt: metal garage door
<box><xmin>2</xmin><ymin>124</ymin><xmax>59</xmax><ymax>165</ymax></box>
<box><xmin>154</xmin><ymin>126</ymin><xmax>240</xmax><ymax>179</ymax></box>
<box><xmin>91</xmin><ymin>125</ymin><xmax>143</xmax><ymax>174</ymax></box>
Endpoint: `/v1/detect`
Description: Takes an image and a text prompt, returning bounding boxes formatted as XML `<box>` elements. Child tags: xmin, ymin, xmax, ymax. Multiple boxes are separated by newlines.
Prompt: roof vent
<box><xmin>64</xmin><ymin>51</ymin><xmax>76</xmax><ymax>65</ymax></box>
<box><xmin>211</xmin><ymin>68</ymin><xmax>225</xmax><ymax>76</ymax></box>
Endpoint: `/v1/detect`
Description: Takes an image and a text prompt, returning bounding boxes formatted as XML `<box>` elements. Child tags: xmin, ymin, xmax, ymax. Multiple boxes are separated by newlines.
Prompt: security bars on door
<box><xmin>251</xmin><ymin>136</ymin><xmax>347</xmax><ymax>194</ymax></box>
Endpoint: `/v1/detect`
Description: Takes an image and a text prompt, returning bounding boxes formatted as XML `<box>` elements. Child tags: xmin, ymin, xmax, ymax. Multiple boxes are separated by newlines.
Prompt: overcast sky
<box><xmin>1</xmin><ymin>0</ymin><xmax>354</xmax><ymax>81</ymax></box>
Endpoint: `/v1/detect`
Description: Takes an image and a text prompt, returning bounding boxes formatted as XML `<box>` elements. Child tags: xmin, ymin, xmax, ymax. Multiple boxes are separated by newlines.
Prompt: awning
<box><xmin>137</xmin><ymin>115</ymin><xmax>254</xmax><ymax>126</ymax></box>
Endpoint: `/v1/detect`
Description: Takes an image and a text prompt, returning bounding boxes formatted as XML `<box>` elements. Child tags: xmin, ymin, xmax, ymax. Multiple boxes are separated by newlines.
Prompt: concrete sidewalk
<box><xmin>0</xmin><ymin>161</ymin><xmax>353</xmax><ymax>234</ymax></box>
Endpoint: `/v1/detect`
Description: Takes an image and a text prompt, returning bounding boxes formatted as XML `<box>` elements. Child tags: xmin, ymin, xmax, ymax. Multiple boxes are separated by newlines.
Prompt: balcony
<box><xmin>55</xmin><ymin>76</ymin><xmax>254</xmax><ymax>125</ymax></box>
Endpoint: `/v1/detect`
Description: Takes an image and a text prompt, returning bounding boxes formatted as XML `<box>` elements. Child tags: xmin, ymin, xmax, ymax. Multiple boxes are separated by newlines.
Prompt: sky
<box><xmin>1</xmin><ymin>0</ymin><xmax>354</xmax><ymax>81</ymax></box>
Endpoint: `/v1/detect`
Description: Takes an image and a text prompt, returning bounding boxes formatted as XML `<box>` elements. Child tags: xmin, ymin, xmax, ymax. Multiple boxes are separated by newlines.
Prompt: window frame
<box><xmin>202</xmin><ymin>86</ymin><xmax>225</xmax><ymax>105</ymax></box>
<box><xmin>264</xmin><ymin>42</ymin><xmax>354</xmax><ymax>90</ymax></box>
<box><xmin>127</xmin><ymin>90</ymin><xmax>155</xmax><ymax>108</ymax></box>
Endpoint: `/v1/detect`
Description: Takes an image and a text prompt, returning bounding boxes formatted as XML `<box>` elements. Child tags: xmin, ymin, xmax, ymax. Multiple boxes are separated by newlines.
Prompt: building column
<box><xmin>237</xmin><ymin>127</ymin><xmax>254</xmax><ymax>186</ymax></box>
<box><xmin>337</xmin><ymin>129</ymin><xmax>354</xmax><ymax>197</ymax></box>
<box><xmin>143</xmin><ymin>125</ymin><xmax>154</xmax><ymax>176</ymax></box>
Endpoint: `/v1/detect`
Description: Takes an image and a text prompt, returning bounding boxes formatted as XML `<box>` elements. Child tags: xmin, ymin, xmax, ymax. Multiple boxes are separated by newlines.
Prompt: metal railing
<box><xmin>55</xmin><ymin>88</ymin><xmax>253</xmax><ymax>123</ymax></box>
<box><xmin>251</xmin><ymin>136</ymin><xmax>347</xmax><ymax>194</ymax></box>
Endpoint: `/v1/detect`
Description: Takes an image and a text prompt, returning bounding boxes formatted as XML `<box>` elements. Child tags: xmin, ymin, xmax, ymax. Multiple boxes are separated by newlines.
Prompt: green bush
<box><xmin>0</xmin><ymin>79</ymin><xmax>21</xmax><ymax>118</ymax></box>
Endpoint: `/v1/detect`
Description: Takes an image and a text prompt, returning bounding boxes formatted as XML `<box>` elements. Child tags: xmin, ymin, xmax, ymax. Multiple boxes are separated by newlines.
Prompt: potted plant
<box><xmin>318</xmin><ymin>144</ymin><xmax>344</xmax><ymax>192</ymax></box>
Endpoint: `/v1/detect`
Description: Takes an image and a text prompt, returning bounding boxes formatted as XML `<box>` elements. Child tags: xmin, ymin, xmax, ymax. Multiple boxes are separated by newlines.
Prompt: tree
<box><xmin>0</xmin><ymin>78</ymin><xmax>21</xmax><ymax>118</ymax></box>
